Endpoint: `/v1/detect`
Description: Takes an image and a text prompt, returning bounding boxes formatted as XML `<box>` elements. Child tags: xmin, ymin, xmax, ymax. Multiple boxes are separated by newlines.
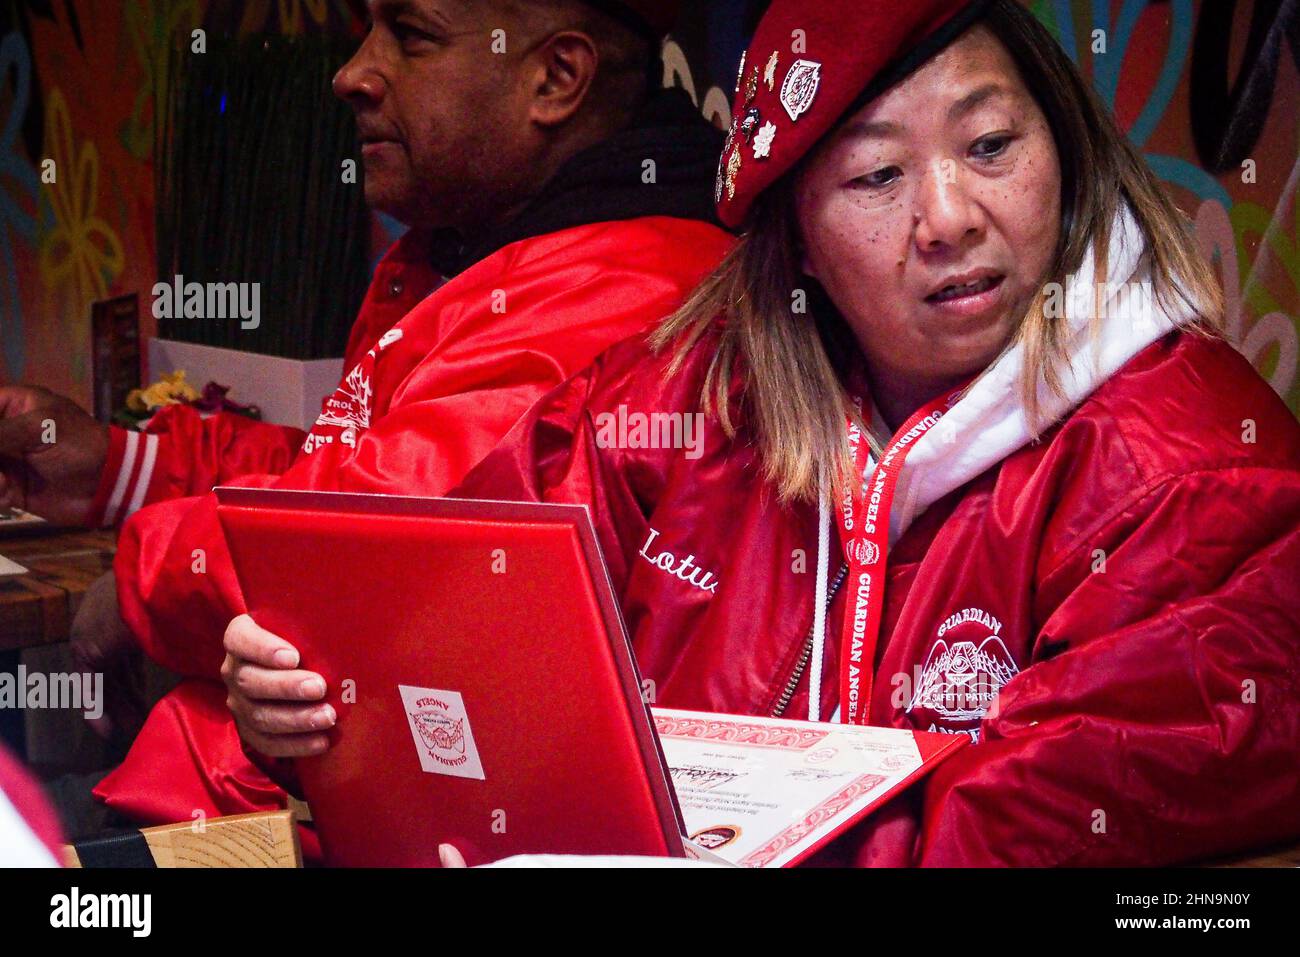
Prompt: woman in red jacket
<box><xmin>224</xmin><ymin>0</ymin><xmax>1300</xmax><ymax>865</ymax></box>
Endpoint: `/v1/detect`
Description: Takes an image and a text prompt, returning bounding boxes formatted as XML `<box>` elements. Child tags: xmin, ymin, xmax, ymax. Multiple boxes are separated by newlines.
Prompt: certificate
<box><xmin>654</xmin><ymin>709</ymin><xmax>968</xmax><ymax>867</ymax></box>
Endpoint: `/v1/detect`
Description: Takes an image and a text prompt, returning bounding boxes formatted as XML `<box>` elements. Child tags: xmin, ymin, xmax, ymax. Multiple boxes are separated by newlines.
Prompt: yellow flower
<box><xmin>130</xmin><ymin>370</ymin><xmax>199</xmax><ymax>411</ymax></box>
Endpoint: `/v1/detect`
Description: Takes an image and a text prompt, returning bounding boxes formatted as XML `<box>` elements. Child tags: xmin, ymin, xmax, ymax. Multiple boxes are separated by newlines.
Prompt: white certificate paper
<box><xmin>654</xmin><ymin>708</ymin><xmax>963</xmax><ymax>868</ymax></box>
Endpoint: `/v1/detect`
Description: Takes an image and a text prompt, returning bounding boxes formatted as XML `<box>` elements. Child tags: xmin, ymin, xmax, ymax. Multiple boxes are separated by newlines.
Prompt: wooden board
<box><xmin>64</xmin><ymin>810</ymin><xmax>303</xmax><ymax>869</ymax></box>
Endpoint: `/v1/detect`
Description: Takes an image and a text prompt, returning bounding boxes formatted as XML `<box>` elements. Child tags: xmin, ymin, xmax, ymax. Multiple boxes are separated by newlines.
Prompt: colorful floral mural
<box><xmin>1028</xmin><ymin>0</ymin><xmax>1300</xmax><ymax>404</ymax></box>
<box><xmin>37</xmin><ymin>86</ymin><xmax>124</xmax><ymax>381</ymax></box>
<box><xmin>119</xmin><ymin>0</ymin><xmax>207</xmax><ymax>161</ymax></box>
<box><xmin>2</xmin><ymin>0</ymin><xmax>155</xmax><ymax>399</ymax></box>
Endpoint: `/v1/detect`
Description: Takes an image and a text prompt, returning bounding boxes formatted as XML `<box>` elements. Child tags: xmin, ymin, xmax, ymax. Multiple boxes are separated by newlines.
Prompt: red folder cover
<box><xmin>216</xmin><ymin>488</ymin><xmax>684</xmax><ymax>866</ymax></box>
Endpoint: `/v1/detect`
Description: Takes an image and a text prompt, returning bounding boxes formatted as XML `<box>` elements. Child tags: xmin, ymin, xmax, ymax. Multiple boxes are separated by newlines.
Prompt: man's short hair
<box><xmin>503</xmin><ymin>0</ymin><xmax>657</xmax><ymax>117</ymax></box>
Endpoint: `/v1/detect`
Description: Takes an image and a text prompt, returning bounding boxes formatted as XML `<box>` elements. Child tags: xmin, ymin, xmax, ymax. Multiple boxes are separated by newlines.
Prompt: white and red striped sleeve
<box><xmin>81</xmin><ymin>407</ymin><xmax>307</xmax><ymax>528</ymax></box>
<box><xmin>84</xmin><ymin>427</ymin><xmax>163</xmax><ymax>528</ymax></box>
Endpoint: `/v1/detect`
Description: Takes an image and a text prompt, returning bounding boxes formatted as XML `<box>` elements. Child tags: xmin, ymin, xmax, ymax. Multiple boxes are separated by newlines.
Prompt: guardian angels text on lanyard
<box><xmin>838</xmin><ymin>384</ymin><xmax>966</xmax><ymax>726</ymax></box>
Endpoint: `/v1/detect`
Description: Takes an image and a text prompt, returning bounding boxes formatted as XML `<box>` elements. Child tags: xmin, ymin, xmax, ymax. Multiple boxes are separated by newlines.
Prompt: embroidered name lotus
<box><xmin>639</xmin><ymin>528</ymin><xmax>719</xmax><ymax>593</ymax></box>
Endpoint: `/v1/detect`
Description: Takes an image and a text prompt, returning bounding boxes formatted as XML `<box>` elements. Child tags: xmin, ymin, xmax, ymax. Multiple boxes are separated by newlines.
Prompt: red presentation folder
<box><xmin>216</xmin><ymin>488</ymin><xmax>684</xmax><ymax>866</ymax></box>
<box><xmin>216</xmin><ymin>488</ymin><xmax>969</xmax><ymax>867</ymax></box>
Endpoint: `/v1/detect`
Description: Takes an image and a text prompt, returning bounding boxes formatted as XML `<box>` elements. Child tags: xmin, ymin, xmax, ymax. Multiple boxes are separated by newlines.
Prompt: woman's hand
<box><xmin>221</xmin><ymin>614</ymin><xmax>335</xmax><ymax>758</ymax></box>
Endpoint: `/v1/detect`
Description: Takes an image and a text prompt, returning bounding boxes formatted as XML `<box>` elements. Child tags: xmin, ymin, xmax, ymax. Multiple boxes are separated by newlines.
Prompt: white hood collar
<box><xmin>808</xmin><ymin>203</ymin><xmax>1200</xmax><ymax>722</ymax></box>
<box><xmin>892</xmin><ymin>202</ymin><xmax>1194</xmax><ymax>540</ymax></box>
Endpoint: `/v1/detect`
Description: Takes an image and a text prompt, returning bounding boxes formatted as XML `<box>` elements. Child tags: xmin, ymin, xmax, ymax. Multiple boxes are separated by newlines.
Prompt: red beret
<box><xmin>716</xmin><ymin>0</ymin><xmax>993</xmax><ymax>228</ymax></box>
<box><xmin>582</xmin><ymin>1</ymin><xmax>679</xmax><ymax>39</ymax></box>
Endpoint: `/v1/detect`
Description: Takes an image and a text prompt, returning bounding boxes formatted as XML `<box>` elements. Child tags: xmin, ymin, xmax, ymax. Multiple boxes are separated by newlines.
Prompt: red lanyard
<box><xmin>837</xmin><ymin>385</ymin><xmax>965</xmax><ymax>725</ymax></box>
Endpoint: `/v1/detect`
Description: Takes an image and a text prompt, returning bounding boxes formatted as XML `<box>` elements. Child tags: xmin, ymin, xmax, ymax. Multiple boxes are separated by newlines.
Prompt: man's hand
<box><xmin>0</xmin><ymin>385</ymin><xmax>109</xmax><ymax>526</ymax></box>
<box><xmin>221</xmin><ymin>614</ymin><xmax>335</xmax><ymax>758</ymax></box>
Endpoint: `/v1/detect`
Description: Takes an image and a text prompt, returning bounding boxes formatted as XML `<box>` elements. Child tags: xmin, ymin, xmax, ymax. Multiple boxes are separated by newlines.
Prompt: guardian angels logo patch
<box><xmin>399</xmin><ymin>685</ymin><xmax>485</xmax><ymax>780</ymax></box>
<box><xmin>905</xmin><ymin>607</ymin><xmax>1019</xmax><ymax>742</ymax></box>
<box><xmin>852</xmin><ymin>539</ymin><xmax>880</xmax><ymax>566</ymax></box>
<box><xmin>780</xmin><ymin>59</ymin><xmax>822</xmax><ymax>122</ymax></box>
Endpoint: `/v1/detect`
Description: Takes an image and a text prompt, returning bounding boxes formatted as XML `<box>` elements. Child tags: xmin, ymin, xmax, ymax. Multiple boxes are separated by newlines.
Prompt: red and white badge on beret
<box><xmin>715</xmin><ymin>0</ymin><xmax>991</xmax><ymax>228</ymax></box>
<box><xmin>779</xmin><ymin>59</ymin><xmax>822</xmax><ymax>121</ymax></box>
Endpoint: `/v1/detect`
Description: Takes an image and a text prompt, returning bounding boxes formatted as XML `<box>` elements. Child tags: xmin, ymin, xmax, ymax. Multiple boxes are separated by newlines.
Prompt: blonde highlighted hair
<box><xmin>651</xmin><ymin>0</ymin><xmax>1223</xmax><ymax>504</ymax></box>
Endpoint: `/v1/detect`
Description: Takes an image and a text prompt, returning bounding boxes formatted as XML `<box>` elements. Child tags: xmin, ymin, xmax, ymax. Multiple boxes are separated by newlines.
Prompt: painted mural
<box><xmin>1</xmin><ymin>1</ymin><xmax>1298</xmax><ymax>416</ymax></box>
<box><xmin>0</xmin><ymin>0</ymin><xmax>362</xmax><ymax>403</ymax></box>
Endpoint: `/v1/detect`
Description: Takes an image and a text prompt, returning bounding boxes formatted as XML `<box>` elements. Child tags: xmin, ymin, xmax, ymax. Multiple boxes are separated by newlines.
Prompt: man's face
<box><xmin>334</xmin><ymin>0</ymin><xmax>537</xmax><ymax>229</ymax></box>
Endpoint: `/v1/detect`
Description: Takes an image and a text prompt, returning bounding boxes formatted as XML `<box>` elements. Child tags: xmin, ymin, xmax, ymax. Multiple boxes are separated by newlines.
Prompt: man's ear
<box><xmin>525</xmin><ymin>31</ymin><xmax>599</xmax><ymax>128</ymax></box>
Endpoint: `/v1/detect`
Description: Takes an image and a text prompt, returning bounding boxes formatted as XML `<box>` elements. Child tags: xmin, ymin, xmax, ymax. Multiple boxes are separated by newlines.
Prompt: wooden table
<box><xmin>0</xmin><ymin>528</ymin><xmax>117</xmax><ymax>652</ymax></box>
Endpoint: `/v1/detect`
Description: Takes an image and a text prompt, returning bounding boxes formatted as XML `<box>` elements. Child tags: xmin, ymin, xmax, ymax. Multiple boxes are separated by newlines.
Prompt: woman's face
<box><xmin>795</xmin><ymin>26</ymin><xmax>1062</xmax><ymax>398</ymax></box>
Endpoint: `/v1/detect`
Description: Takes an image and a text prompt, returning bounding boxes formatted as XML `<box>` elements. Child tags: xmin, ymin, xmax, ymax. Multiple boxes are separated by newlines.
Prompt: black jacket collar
<box><xmin>427</xmin><ymin>86</ymin><xmax>728</xmax><ymax>278</ymax></box>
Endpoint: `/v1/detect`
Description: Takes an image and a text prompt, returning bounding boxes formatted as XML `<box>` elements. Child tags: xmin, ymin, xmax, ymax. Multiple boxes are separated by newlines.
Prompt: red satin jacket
<box><xmin>84</xmin><ymin>228</ymin><xmax>442</xmax><ymax>530</ymax></box>
<box><xmin>94</xmin><ymin>218</ymin><xmax>733</xmax><ymax>829</ymax></box>
<box><xmin>110</xmin><ymin>217</ymin><xmax>733</xmax><ymax>676</ymax></box>
<box><xmin>451</xmin><ymin>326</ymin><xmax>1300</xmax><ymax>866</ymax></box>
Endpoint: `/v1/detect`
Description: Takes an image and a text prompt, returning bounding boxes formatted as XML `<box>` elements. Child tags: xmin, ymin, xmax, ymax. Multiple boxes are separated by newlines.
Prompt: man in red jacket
<box><xmin>0</xmin><ymin>0</ymin><xmax>732</xmax><ymax>835</ymax></box>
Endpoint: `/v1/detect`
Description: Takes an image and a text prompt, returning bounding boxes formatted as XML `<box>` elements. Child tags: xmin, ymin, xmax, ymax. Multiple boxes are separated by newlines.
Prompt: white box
<box><xmin>146</xmin><ymin>338</ymin><xmax>344</xmax><ymax>431</ymax></box>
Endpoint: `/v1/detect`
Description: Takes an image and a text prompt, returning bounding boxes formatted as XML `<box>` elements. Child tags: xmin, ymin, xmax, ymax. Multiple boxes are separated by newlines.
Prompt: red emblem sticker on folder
<box><xmin>399</xmin><ymin>685</ymin><xmax>486</xmax><ymax>780</ymax></box>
